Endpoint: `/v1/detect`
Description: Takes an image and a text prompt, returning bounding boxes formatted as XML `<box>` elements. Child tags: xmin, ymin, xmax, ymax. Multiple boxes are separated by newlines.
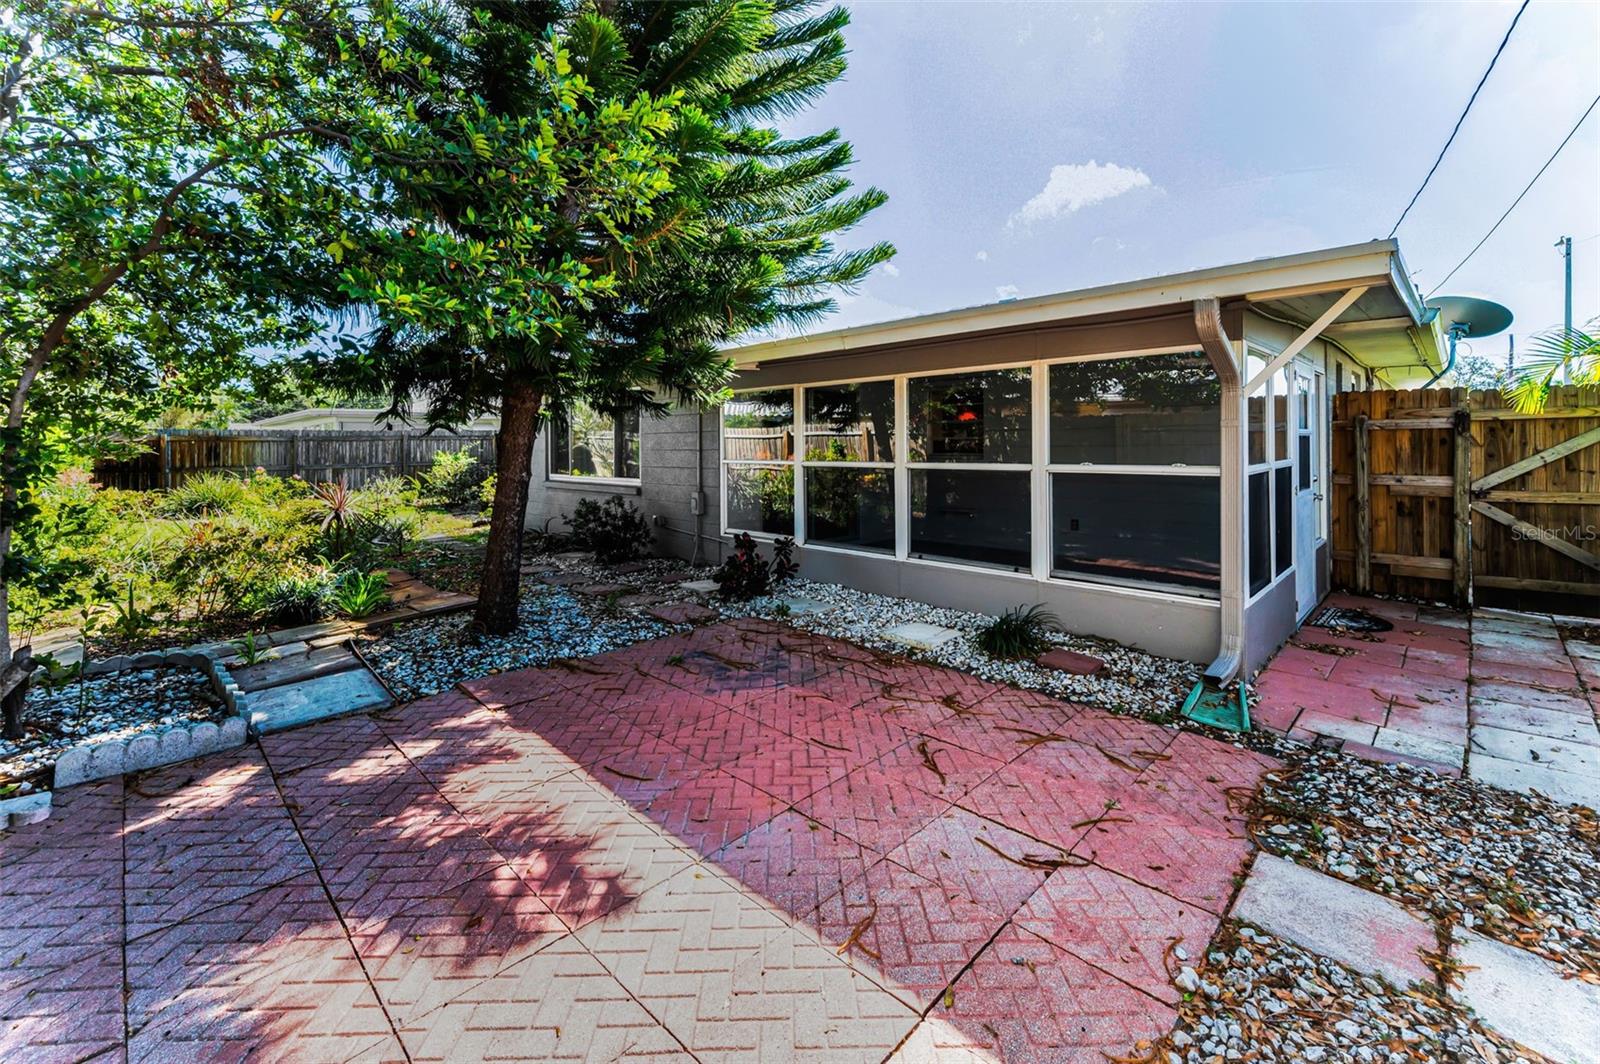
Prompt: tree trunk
<box><xmin>471</xmin><ymin>380</ymin><xmax>543</xmax><ymax>635</ymax></box>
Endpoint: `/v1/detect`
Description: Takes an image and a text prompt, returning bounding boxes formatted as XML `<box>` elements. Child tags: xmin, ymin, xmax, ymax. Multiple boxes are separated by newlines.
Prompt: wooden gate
<box><xmin>1330</xmin><ymin>386</ymin><xmax>1599</xmax><ymax>615</ymax></box>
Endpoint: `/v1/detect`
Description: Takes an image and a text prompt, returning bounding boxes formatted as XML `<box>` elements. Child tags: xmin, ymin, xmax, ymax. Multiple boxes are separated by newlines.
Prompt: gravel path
<box><xmin>1161</xmin><ymin>920</ymin><xmax>1544</xmax><ymax>1064</ymax></box>
<box><xmin>1250</xmin><ymin>750</ymin><xmax>1600</xmax><ymax>983</ymax></box>
<box><xmin>0</xmin><ymin>664</ymin><xmax>224</xmax><ymax>789</ymax></box>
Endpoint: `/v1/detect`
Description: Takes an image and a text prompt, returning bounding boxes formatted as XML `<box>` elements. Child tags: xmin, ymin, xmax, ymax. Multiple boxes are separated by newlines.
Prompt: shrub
<box><xmin>478</xmin><ymin>473</ymin><xmax>497</xmax><ymax>514</ymax></box>
<box><xmin>712</xmin><ymin>533</ymin><xmax>798</xmax><ymax>602</ymax></box>
<box><xmin>417</xmin><ymin>449</ymin><xmax>487</xmax><ymax>510</ymax></box>
<box><xmin>337</xmin><ymin>511</ymin><xmax>418</xmax><ymax>572</ymax></box>
<box><xmin>331</xmin><ymin>570</ymin><xmax>390</xmax><ymax>618</ymax></box>
<box><xmin>158</xmin><ymin>519</ymin><xmax>276</xmax><ymax>619</ymax></box>
<box><xmin>159</xmin><ymin>472</ymin><xmax>249</xmax><ymax>517</ymax></box>
<box><xmin>251</xmin><ymin>564</ymin><xmax>337</xmax><ymax>626</ymax></box>
<box><xmin>566</xmin><ymin>496</ymin><xmax>652</xmax><ymax>563</ymax></box>
<box><xmin>975</xmin><ymin>603</ymin><xmax>1060</xmax><ymax>659</ymax></box>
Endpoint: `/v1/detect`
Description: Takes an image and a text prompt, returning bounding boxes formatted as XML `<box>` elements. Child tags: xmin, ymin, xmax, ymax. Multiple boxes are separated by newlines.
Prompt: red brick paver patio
<box><xmin>3</xmin><ymin>620</ymin><xmax>1278</xmax><ymax>1063</ymax></box>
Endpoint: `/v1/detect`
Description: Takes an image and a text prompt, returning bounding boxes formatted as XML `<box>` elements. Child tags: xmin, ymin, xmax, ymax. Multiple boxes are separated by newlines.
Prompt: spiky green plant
<box><xmin>1505</xmin><ymin>320</ymin><xmax>1600</xmax><ymax>412</ymax></box>
<box><xmin>975</xmin><ymin>604</ymin><xmax>1061</xmax><ymax>660</ymax></box>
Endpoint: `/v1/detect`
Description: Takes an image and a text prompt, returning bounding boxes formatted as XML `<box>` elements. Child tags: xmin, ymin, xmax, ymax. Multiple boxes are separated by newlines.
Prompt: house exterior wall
<box><xmin>522</xmin><ymin>300</ymin><xmax>1398</xmax><ymax>671</ymax></box>
<box><xmin>527</xmin><ymin>405</ymin><xmax>726</xmax><ymax>566</ymax></box>
<box><xmin>721</xmin><ymin>307</ymin><xmax>1239</xmax><ymax>664</ymax></box>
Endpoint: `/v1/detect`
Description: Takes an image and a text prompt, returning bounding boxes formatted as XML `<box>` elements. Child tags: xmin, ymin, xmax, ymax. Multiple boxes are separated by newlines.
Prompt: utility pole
<box><xmin>1556</xmin><ymin>235</ymin><xmax>1573</xmax><ymax>384</ymax></box>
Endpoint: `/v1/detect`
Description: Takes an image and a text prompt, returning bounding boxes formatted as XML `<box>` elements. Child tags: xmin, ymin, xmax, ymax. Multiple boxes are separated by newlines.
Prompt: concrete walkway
<box><xmin>2</xmin><ymin>621</ymin><xmax>1277</xmax><ymax>1063</ymax></box>
<box><xmin>1253</xmin><ymin>594</ymin><xmax>1600</xmax><ymax>806</ymax></box>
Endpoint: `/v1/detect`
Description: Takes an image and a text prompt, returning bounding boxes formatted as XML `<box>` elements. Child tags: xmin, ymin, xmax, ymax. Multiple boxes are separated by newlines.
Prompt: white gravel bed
<box><xmin>0</xmin><ymin>665</ymin><xmax>225</xmax><ymax>788</ymax></box>
<box><xmin>361</xmin><ymin>582</ymin><xmax>681</xmax><ymax>700</ymax></box>
<box><xmin>1162</xmin><ymin>921</ymin><xmax>1541</xmax><ymax>1064</ymax></box>
<box><xmin>1251</xmin><ymin>750</ymin><xmax>1600</xmax><ymax>982</ymax></box>
<box><xmin>720</xmin><ymin>578</ymin><xmax>1201</xmax><ymax>719</ymax></box>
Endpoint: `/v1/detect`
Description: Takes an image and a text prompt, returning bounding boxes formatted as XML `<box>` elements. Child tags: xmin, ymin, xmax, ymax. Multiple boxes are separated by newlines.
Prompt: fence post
<box><xmin>287</xmin><ymin>432</ymin><xmax>299</xmax><ymax>480</ymax></box>
<box><xmin>1354</xmin><ymin>413</ymin><xmax>1371</xmax><ymax>593</ymax></box>
<box><xmin>159</xmin><ymin>433</ymin><xmax>171</xmax><ymax>490</ymax></box>
<box><xmin>1452</xmin><ymin>406</ymin><xmax>1473</xmax><ymax>607</ymax></box>
<box><xmin>398</xmin><ymin>432</ymin><xmax>410</xmax><ymax>478</ymax></box>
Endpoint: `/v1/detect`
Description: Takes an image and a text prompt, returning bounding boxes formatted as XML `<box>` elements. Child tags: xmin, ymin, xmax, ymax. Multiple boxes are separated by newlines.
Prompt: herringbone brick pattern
<box><xmin>1016</xmin><ymin>863</ymin><xmax>1221</xmax><ymax>1003</ymax></box>
<box><xmin>807</xmin><ymin>856</ymin><xmax>1012</xmax><ymax>1010</ymax></box>
<box><xmin>124</xmin><ymin>875</ymin><xmax>399</xmax><ymax>1062</ymax></box>
<box><xmin>928</xmin><ymin>924</ymin><xmax>1179</xmax><ymax>1063</ymax></box>
<box><xmin>885</xmin><ymin>806</ymin><xmax>1055</xmax><ymax>917</ymax></box>
<box><xmin>396</xmin><ymin>936</ymin><xmax>690</xmax><ymax>1062</ymax></box>
<box><xmin>10</xmin><ymin>620</ymin><xmax>1276</xmax><ymax>1063</ymax></box>
<box><xmin>708</xmin><ymin>809</ymin><xmax>878</xmax><ymax>920</ymax></box>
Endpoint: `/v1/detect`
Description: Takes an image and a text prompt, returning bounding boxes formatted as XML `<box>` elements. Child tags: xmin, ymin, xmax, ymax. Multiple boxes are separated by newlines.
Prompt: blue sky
<box><xmin>791</xmin><ymin>1</ymin><xmax>1600</xmax><ymax>371</ymax></box>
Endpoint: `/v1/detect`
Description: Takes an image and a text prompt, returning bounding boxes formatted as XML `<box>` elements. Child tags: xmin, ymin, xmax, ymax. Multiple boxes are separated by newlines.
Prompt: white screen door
<box><xmin>1293</xmin><ymin>366</ymin><xmax>1322</xmax><ymax>618</ymax></box>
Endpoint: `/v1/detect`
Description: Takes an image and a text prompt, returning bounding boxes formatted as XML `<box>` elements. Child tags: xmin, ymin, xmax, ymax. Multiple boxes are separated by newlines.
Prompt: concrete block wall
<box><xmin>526</xmin><ymin>405</ymin><xmax>726</xmax><ymax>566</ymax></box>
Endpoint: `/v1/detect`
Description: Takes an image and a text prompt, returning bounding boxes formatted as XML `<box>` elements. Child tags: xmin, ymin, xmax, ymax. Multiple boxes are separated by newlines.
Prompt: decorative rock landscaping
<box><xmin>0</xmin><ymin>651</ymin><xmax>243</xmax><ymax>793</ymax></box>
<box><xmin>359</xmin><ymin>580</ymin><xmax>679</xmax><ymax>699</ymax></box>
<box><xmin>1161</xmin><ymin>920</ymin><xmax>1540</xmax><ymax>1064</ymax></box>
<box><xmin>1250</xmin><ymin>748</ymin><xmax>1600</xmax><ymax>982</ymax></box>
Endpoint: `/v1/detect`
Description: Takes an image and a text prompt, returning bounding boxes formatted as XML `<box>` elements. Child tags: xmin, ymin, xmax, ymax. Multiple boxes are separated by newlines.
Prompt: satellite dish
<box><xmin>1425</xmin><ymin>295</ymin><xmax>1513</xmax><ymax>339</ymax></box>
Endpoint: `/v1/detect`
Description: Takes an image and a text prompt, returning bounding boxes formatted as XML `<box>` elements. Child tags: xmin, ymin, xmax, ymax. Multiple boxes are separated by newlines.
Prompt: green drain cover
<box><xmin>1180</xmin><ymin>681</ymin><xmax>1250</xmax><ymax>732</ymax></box>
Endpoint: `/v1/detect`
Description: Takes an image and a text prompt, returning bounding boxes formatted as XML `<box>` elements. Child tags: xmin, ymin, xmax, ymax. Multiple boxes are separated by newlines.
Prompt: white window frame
<box><xmin>796</xmin><ymin>377</ymin><xmax>897</xmax><ymax>555</ymax></box>
<box><xmin>720</xmin><ymin>387</ymin><xmax>799</xmax><ymax>540</ymax></box>
<box><xmin>903</xmin><ymin>363</ymin><xmax>1035</xmax><ymax>573</ymax></box>
<box><xmin>547</xmin><ymin>402</ymin><xmax>642</xmax><ymax>487</ymax></box>
<box><xmin>718</xmin><ymin>343</ymin><xmax>1227</xmax><ymax>608</ymax></box>
<box><xmin>1243</xmin><ymin>342</ymin><xmax>1302</xmax><ymax>603</ymax></box>
<box><xmin>1043</xmin><ymin>350</ymin><xmax>1223</xmax><ymax>599</ymax></box>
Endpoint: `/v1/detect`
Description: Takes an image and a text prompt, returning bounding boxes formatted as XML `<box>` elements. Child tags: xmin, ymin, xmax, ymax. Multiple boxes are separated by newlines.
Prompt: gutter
<box><xmin>1193</xmin><ymin>298</ymin><xmax>1246</xmax><ymax>687</ymax></box>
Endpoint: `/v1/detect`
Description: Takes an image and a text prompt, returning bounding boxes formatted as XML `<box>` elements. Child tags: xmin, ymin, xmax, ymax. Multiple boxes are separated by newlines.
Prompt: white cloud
<box><xmin>881</xmin><ymin>262</ymin><xmax>900</xmax><ymax>277</ymax></box>
<box><xmin>995</xmin><ymin>284</ymin><xmax>1021</xmax><ymax>301</ymax></box>
<box><xmin>974</xmin><ymin>250</ymin><xmax>989</xmax><ymax>262</ymax></box>
<box><xmin>1009</xmin><ymin>161</ymin><xmax>1152</xmax><ymax>228</ymax></box>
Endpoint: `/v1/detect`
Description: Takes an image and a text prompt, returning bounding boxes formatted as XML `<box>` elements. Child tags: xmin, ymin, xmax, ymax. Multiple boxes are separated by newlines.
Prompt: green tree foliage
<box><xmin>1506</xmin><ymin>321</ymin><xmax>1600</xmax><ymax>411</ymax></box>
<box><xmin>0</xmin><ymin>0</ymin><xmax>446</xmax><ymax>726</ymax></box>
<box><xmin>0</xmin><ymin>3</ymin><xmax>309</xmax><ymax>713</ymax></box>
<box><xmin>315</xmin><ymin>1</ymin><xmax>893</xmax><ymax>633</ymax></box>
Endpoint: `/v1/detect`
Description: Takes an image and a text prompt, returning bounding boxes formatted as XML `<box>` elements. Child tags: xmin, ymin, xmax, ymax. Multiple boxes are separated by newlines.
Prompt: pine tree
<box><xmin>324</xmin><ymin>0</ymin><xmax>892</xmax><ymax>633</ymax></box>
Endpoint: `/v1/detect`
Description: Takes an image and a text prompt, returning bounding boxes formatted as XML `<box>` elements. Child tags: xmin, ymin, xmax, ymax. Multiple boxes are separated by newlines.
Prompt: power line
<box><xmin>1426</xmin><ymin>92</ymin><xmax>1600</xmax><ymax>298</ymax></box>
<box><xmin>1389</xmin><ymin>0</ymin><xmax>1530</xmax><ymax>237</ymax></box>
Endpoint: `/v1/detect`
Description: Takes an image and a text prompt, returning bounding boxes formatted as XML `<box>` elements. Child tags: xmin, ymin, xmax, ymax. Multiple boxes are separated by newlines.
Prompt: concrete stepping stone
<box><xmin>1453</xmin><ymin>927</ymin><xmax>1600</xmax><ymax>1064</ymax></box>
<box><xmin>1035</xmin><ymin>648</ymin><xmax>1107</xmax><ymax>675</ymax></box>
<box><xmin>1470</xmin><ymin>726</ymin><xmax>1600</xmax><ymax>775</ymax></box>
<box><xmin>1470</xmin><ymin>702</ymin><xmax>1600</xmax><ymax>746</ymax></box>
<box><xmin>1231</xmin><ymin>854</ymin><xmax>1435</xmax><ymax>988</ymax></box>
<box><xmin>884</xmin><ymin>622</ymin><xmax>961</xmax><ymax>651</ymax></box>
<box><xmin>681</xmin><ymin>579</ymin><xmax>720</xmax><ymax>596</ymax></box>
<box><xmin>646</xmin><ymin>602</ymin><xmax>717</xmax><ymax>626</ymax></box>
<box><xmin>230</xmin><ymin>643</ymin><xmax>363</xmax><ymax>693</ymax></box>
<box><xmin>247</xmin><ymin>668</ymin><xmax>392</xmax><ymax>735</ymax></box>
<box><xmin>773</xmin><ymin>595</ymin><xmax>829</xmax><ymax>615</ymax></box>
<box><xmin>1469</xmin><ymin>754</ymin><xmax>1600</xmax><ymax>810</ymax></box>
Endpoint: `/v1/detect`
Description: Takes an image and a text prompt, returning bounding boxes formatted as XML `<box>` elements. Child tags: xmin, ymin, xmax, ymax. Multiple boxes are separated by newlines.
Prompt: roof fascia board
<box><xmin>732</xmin><ymin>241</ymin><xmax>1404</xmax><ymax>364</ymax></box>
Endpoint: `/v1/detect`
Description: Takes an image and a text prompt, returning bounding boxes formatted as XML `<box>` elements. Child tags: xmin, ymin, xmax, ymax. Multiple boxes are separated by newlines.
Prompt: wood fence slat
<box><xmin>93</xmin><ymin>429</ymin><xmax>498</xmax><ymax>491</ymax></box>
<box><xmin>1332</xmin><ymin>385</ymin><xmax>1597</xmax><ymax>615</ymax></box>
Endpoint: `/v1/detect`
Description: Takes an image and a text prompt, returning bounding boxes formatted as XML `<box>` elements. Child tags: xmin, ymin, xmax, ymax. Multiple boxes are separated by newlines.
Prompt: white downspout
<box><xmin>1194</xmin><ymin>298</ymin><xmax>1246</xmax><ymax>686</ymax></box>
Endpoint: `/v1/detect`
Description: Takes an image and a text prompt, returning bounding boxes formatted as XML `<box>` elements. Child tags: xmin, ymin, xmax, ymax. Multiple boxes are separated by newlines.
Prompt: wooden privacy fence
<box><xmin>1331</xmin><ymin>386</ymin><xmax>1599</xmax><ymax>614</ymax></box>
<box><xmin>93</xmin><ymin>429</ymin><xmax>498</xmax><ymax>491</ymax></box>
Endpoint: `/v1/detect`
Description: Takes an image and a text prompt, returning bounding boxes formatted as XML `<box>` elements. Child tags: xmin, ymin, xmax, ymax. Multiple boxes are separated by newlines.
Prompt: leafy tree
<box><xmin>1506</xmin><ymin>321</ymin><xmax>1600</xmax><ymax>411</ymax></box>
<box><xmin>319</xmin><ymin>0</ymin><xmax>893</xmax><ymax>633</ymax></box>
<box><xmin>0</xmin><ymin>0</ymin><xmax>429</xmax><ymax>731</ymax></box>
<box><xmin>1451</xmin><ymin>350</ymin><xmax>1510</xmax><ymax>392</ymax></box>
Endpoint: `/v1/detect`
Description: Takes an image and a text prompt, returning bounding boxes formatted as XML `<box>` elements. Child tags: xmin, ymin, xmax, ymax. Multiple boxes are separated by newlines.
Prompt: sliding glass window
<box><xmin>723</xmin><ymin>389</ymin><xmax>795</xmax><ymax>536</ymax></box>
<box><xmin>1048</xmin><ymin>353</ymin><xmax>1220</xmax><ymax>594</ymax></box>
<box><xmin>549</xmin><ymin>402</ymin><xmax>641</xmax><ymax>481</ymax></box>
<box><xmin>907</xmin><ymin>368</ymin><xmax>1032</xmax><ymax>570</ymax></box>
<box><xmin>801</xmin><ymin>381</ymin><xmax>895</xmax><ymax>552</ymax></box>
